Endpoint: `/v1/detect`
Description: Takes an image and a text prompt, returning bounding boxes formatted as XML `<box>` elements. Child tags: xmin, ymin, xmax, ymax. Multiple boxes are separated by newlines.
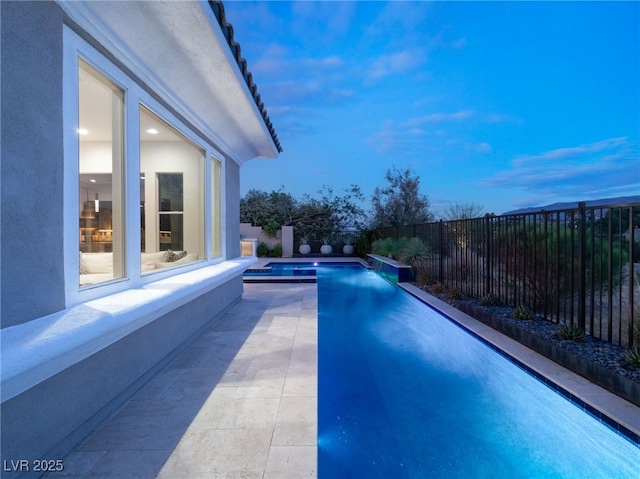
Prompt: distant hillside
<box><xmin>503</xmin><ymin>195</ymin><xmax>640</xmax><ymax>215</ymax></box>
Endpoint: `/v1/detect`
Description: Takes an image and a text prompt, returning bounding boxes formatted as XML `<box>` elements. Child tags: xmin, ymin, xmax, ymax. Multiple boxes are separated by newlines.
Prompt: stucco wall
<box><xmin>1</xmin><ymin>1</ymin><xmax>66</xmax><ymax>327</ymax></box>
<box><xmin>226</xmin><ymin>161</ymin><xmax>241</xmax><ymax>258</ymax></box>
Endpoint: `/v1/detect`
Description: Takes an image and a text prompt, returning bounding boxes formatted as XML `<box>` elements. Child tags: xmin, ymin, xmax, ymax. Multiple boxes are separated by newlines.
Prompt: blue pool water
<box><xmin>317</xmin><ymin>263</ymin><xmax>640</xmax><ymax>478</ymax></box>
<box><xmin>244</xmin><ymin>262</ymin><xmax>320</xmax><ymax>276</ymax></box>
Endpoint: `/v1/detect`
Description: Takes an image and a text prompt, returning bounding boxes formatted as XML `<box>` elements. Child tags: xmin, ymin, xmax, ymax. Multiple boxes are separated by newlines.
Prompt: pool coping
<box><xmin>399</xmin><ymin>282</ymin><xmax>640</xmax><ymax>446</ymax></box>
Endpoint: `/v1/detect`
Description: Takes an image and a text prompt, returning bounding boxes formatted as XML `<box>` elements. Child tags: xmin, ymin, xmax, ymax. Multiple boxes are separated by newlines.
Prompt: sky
<box><xmin>224</xmin><ymin>1</ymin><xmax>639</xmax><ymax>217</ymax></box>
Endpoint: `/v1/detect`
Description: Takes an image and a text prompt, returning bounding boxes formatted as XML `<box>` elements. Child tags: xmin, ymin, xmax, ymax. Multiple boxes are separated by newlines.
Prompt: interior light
<box><xmin>146</xmin><ymin>128</ymin><xmax>159</xmax><ymax>135</ymax></box>
<box><xmin>94</xmin><ymin>193</ymin><xmax>100</xmax><ymax>213</ymax></box>
<box><xmin>78</xmin><ymin>128</ymin><xmax>89</xmax><ymax>135</ymax></box>
<box><xmin>89</xmin><ymin>179</ymin><xmax>96</xmax><ymax>183</ymax></box>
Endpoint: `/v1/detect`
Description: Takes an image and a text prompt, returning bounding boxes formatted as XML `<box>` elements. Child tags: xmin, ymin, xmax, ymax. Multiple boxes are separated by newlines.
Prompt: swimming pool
<box><xmin>244</xmin><ymin>262</ymin><xmax>319</xmax><ymax>277</ymax></box>
<box><xmin>317</xmin><ymin>263</ymin><xmax>640</xmax><ymax>478</ymax></box>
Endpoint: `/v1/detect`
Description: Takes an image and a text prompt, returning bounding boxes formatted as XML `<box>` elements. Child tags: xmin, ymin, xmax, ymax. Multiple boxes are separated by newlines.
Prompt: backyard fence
<box><xmin>373</xmin><ymin>202</ymin><xmax>640</xmax><ymax>348</ymax></box>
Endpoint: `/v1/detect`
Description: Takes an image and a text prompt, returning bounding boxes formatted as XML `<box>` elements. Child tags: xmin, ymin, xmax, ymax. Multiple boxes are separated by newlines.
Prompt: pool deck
<box><xmin>52</xmin><ymin>257</ymin><xmax>639</xmax><ymax>477</ymax></box>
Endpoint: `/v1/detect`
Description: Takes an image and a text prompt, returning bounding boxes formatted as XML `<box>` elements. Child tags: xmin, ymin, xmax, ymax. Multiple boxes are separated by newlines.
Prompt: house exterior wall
<box><xmin>0</xmin><ymin>1</ymin><xmax>271</xmax><ymax>471</ymax></box>
<box><xmin>1</xmin><ymin>1</ymin><xmax>66</xmax><ymax>327</ymax></box>
<box><xmin>226</xmin><ymin>160</ymin><xmax>241</xmax><ymax>258</ymax></box>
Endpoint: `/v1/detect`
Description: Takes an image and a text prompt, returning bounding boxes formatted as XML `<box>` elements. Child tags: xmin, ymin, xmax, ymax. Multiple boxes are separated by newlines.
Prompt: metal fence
<box><xmin>374</xmin><ymin>202</ymin><xmax>640</xmax><ymax>348</ymax></box>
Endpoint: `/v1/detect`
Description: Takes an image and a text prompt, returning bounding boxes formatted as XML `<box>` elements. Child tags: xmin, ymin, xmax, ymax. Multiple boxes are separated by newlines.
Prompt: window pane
<box><xmin>140</xmin><ymin>106</ymin><xmax>204</xmax><ymax>272</ymax></box>
<box><xmin>211</xmin><ymin>157</ymin><xmax>222</xmax><ymax>258</ymax></box>
<box><xmin>78</xmin><ymin>60</ymin><xmax>125</xmax><ymax>287</ymax></box>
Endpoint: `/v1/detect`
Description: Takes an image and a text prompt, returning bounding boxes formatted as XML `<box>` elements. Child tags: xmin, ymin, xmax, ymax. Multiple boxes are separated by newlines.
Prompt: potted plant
<box><xmin>298</xmin><ymin>235</ymin><xmax>311</xmax><ymax>255</ymax></box>
<box><xmin>320</xmin><ymin>236</ymin><xmax>333</xmax><ymax>255</ymax></box>
<box><xmin>342</xmin><ymin>234</ymin><xmax>355</xmax><ymax>255</ymax></box>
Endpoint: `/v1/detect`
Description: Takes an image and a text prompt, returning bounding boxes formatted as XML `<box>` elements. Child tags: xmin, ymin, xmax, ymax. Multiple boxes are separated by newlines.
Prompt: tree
<box><xmin>240</xmin><ymin>185</ymin><xmax>366</xmax><ymax>240</ymax></box>
<box><xmin>240</xmin><ymin>188</ymin><xmax>297</xmax><ymax>237</ymax></box>
<box><xmin>370</xmin><ymin>166</ymin><xmax>433</xmax><ymax>228</ymax></box>
<box><xmin>443</xmin><ymin>202</ymin><xmax>486</xmax><ymax>220</ymax></box>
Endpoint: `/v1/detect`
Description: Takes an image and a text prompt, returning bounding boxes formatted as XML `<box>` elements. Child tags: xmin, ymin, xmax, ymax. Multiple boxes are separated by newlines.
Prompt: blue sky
<box><xmin>225</xmin><ymin>1</ymin><xmax>639</xmax><ymax>217</ymax></box>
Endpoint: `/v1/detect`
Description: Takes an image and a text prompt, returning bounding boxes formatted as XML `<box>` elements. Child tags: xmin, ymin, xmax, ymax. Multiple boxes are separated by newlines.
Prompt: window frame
<box><xmin>63</xmin><ymin>26</ymin><xmax>227</xmax><ymax>308</ymax></box>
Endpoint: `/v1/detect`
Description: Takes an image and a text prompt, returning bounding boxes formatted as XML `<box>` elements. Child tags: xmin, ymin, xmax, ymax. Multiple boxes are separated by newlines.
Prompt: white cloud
<box><xmin>485</xmin><ymin>137</ymin><xmax>640</xmax><ymax>197</ymax></box>
<box><xmin>369</xmin><ymin>50</ymin><xmax>426</xmax><ymax>81</ymax></box>
<box><xmin>405</xmin><ymin>110</ymin><xmax>474</xmax><ymax>127</ymax></box>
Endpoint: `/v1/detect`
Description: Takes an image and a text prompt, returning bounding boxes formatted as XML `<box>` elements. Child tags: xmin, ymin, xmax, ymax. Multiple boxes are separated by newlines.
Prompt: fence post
<box><xmin>485</xmin><ymin>214</ymin><xmax>491</xmax><ymax>296</ymax></box>
<box><xmin>577</xmin><ymin>202</ymin><xmax>586</xmax><ymax>330</ymax></box>
<box><xmin>438</xmin><ymin>219</ymin><xmax>444</xmax><ymax>283</ymax></box>
<box><xmin>629</xmin><ymin>206</ymin><xmax>635</xmax><ymax>347</ymax></box>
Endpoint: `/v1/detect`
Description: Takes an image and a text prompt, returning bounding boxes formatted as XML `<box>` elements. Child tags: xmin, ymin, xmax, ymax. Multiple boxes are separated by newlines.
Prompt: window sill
<box><xmin>0</xmin><ymin>256</ymin><xmax>256</xmax><ymax>402</ymax></box>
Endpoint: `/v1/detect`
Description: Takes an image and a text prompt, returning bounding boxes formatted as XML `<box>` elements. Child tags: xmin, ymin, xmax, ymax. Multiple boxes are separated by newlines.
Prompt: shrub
<box><xmin>257</xmin><ymin>242</ymin><xmax>269</xmax><ymax>257</ymax></box>
<box><xmin>418</xmin><ymin>271</ymin><xmax>430</xmax><ymax>286</ymax></box>
<box><xmin>354</xmin><ymin>233</ymin><xmax>371</xmax><ymax>257</ymax></box>
<box><xmin>271</xmin><ymin>243</ymin><xmax>283</xmax><ymax>257</ymax></box>
<box><xmin>557</xmin><ymin>323</ymin><xmax>585</xmax><ymax>342</ymax></box>
<box><xmin>372</xmin><ymin>237</ymin><xmax>395</xmax><ymax>257</ymax></box>
<box><xmin>481</xmin><ymin>293</ymin><xmax>501</xmax><ymax>307</ymax></box>
<box><xmin>447</xmin><ymin>287</ymin><xmax>463</xmax><ymax>300</ymax></box>
<box><xmin>431</xmin><ymin>283</ymin><xmax>444</xmax><ymax>294</ymax></box>
<box><xmin>626</xmin><ymin>346</ymin><xmax>640</xmax><ymax>368</ymax></box>
<box><xmin>398</xmin><ymin>237</ymin><xmax>430</xmax><ymax>278</ymax></box>
<box><xmin>513</xmin><ymin>305</ymin><xmax>534</xmax><ymax>320</ymax></box>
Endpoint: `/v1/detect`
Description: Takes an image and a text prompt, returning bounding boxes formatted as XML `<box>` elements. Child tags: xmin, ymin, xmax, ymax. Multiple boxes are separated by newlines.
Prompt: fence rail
<box><xmin>374</xmin><ymin>202</ymin><xmax>640</xmax><ymax>348</ymax></box>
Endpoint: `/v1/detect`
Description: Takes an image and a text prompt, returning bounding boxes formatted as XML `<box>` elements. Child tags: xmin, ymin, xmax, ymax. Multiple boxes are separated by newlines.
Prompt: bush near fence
<box><xmin>374</xmin><ymin>202</ymin><xmax>640</xmax><ymax>348</ymax></box>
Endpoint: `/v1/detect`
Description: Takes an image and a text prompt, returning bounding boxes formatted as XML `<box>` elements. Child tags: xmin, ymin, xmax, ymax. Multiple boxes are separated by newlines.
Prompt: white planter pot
<box><xmin>299</xmin><ymin>244</ymin><xmax>311</xmax><ymax>255</ymax></box>
<box><xmin>320</xmin><ymin>244</ymin><xmax>332</xmax><ymax>255</ymax></box>
<box><xmin>342</xmin><ymin>244</ymin><xmax>354</xmax><ymax>255</ymax></box>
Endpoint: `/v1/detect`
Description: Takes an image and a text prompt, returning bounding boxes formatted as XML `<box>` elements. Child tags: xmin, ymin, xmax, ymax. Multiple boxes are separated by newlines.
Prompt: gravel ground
<box><xmin>415</xmin><ymin>284</ymin><xmax>640</xmax><ymax>385</ymax></box>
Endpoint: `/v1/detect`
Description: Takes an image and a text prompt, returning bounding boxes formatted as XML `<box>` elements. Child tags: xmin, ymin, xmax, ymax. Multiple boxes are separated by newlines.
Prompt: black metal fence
<box><xmin>374</xmin><ymin>202</ymin><xmax>640</xmax><ymax>348</ymax></box>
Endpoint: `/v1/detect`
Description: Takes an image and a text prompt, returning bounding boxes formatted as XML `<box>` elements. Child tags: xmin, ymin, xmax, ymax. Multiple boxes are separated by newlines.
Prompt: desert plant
<box><xmin>418</xmin><ymin>271</ymin><xmax>430</xmax><ymax>286</ymax></box>
<box><xmin>271</xmin><ymin>243</ymin><xmax>283</xmax><ymax>257</ymax></box>
<box><xmin>557</xmin><ymin>323</ymin><xmax>585</xmax><ymax>342</ymax></box>
<box><xmin>398</xmin><ymin>237</ymin><xmax>430</xmax><ymax>278</ymax></box>
<box><xmin>447</xmin><ymin>287</ymin><xmax>463</xmax><ymax>300</ymax></box>
<box><xmin>481</xmin><ymin>293</ymin><xmax>501</xmax><ymax>307</ymax></box>
<box><xmin>513</xmin><ymin>305</ymin><xmax>534</xmax><ymax>320</ymax></box>
<box><xmin>321</xmin><ymin>236</ymin><xmax>332</xmax><ymax>245</ymax></box>
<box><xmin>431</xmin><ymin>283</ymin><xmax>444</xmax><ymax>294</ymax></box>
<box><xmin>299</xmin><ymin>235</ymin><xmax>310</xmax><ymax>246</ymax></box>
<box><xmin>626</xmin><ymin>346</ymin><xmax>640</xmax><ymax>368</ymax></box>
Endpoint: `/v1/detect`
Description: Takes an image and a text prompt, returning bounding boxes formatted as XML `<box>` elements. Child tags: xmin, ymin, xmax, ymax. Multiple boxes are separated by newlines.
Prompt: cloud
<box><xmin>405</xmin><ymin>110</ymin><xmax>475</xmax><ymax>127</ymax></box>
<box><xmin>368</xmin><ymin>50</ymin><xmax>427</xmax><ymax>81</ymax></box>
<box><xmin>484</xmin><ymin>137</ymin><xmax>640</xmax><ymax>197</ymax></box>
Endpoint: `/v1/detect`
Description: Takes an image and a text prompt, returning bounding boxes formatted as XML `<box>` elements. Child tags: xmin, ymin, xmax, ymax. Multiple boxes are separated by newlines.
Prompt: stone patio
<box><xmin>50</xmin><ymin>283</ymin><xmax>317</xmax><ymax>479</ymax></box>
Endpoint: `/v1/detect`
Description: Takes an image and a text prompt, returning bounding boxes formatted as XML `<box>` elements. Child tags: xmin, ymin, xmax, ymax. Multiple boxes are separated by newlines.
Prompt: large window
<box><xmin>78</xmin><ymin>60</ymin><xmax>125</xmax><ymax>287</ymax></box>
<box><xmin>140</xmin><ymin>107</ymin><xmax>205</xmax><ymax>272</ymax></box>
<box><xmin>68</xmin><ymin>31</ymin><xmax>226</xmax><ymax>300</ymax></box>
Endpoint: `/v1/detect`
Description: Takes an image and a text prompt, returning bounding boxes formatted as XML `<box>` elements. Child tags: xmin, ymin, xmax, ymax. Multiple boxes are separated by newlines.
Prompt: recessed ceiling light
<box><xmin>146</xmin><ymin>128</ymin><xmax>159</xmax><ymax>135</ymax></box>
<box><xmin>90</xmin><ymin>179</ymin><xmax>96</xmax><ymax>183</ymax></box>
<box><xmin>78</xmin><ymin>128</ymin><xmax>89</xmax><ymax>135</ymax></box>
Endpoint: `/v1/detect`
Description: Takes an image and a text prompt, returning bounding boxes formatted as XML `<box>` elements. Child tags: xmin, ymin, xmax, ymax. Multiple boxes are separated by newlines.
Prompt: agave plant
<box><xmin>626</xmin><ymin>346</ymin><xmax>640</xmax><ymax>368</ymax></box>
<box><xmin>513</xmin><ymin>305</ymin><xmax>534</xmax><ymax>320</ymax></box>
<box><xmin>557</xmin><ymin>322</ymin><xmax>585</xmax><ymax>342</ymax></box>
<box><xmin>481</xmin><ymin>293</ymin><xmax>501</xmax><ymax>307</ymax></box>
<box><xmin>398</xmin><ymin>237</ymin><xmax>430</xmax><ymax>277</ymax></box>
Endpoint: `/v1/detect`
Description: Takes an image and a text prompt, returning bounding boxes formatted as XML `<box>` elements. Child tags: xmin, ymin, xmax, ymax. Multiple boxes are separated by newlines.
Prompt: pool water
<box><xmin>244</xmin><ymin>262</ymin><xmax>320</xmax><ymax>277</ymax></box>
<box><xmin>317</xmin><ymin>263</ymin><xmax>640</xmax><ymax>478</ymax></box>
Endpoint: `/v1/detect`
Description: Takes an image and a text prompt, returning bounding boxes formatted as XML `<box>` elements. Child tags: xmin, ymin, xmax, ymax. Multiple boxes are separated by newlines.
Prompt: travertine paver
<box><xmin>51</xmin><ymin>283</ymin><xmax>317</xmax><ymax>479</ymax></box>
